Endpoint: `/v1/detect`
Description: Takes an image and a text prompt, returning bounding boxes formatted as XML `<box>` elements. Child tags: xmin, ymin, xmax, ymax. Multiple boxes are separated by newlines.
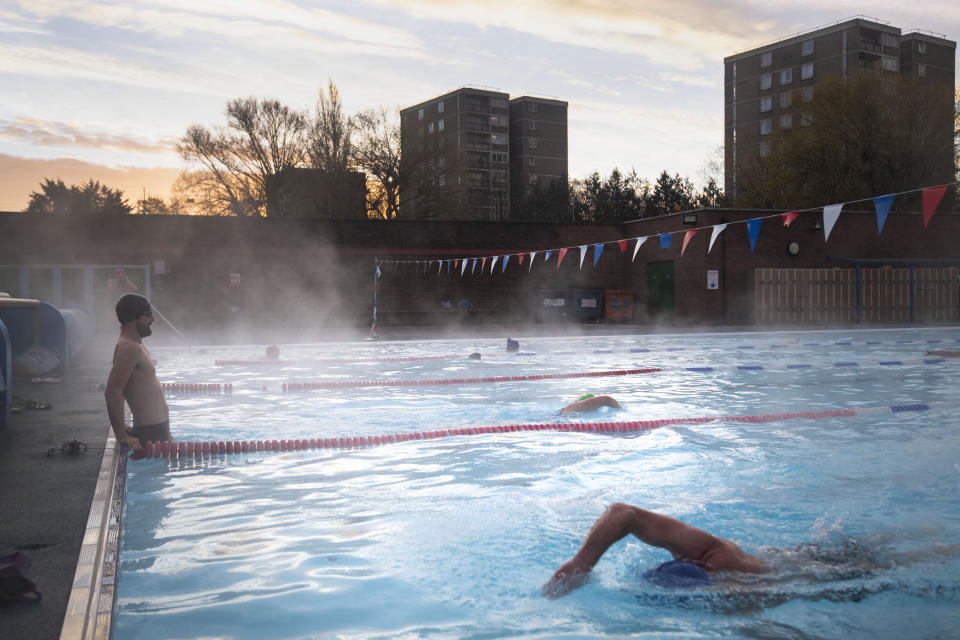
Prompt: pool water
<box><xmin>114</xmin><ymin>329</ymin><xmax>960</xmax><ymax>639</ymax></box>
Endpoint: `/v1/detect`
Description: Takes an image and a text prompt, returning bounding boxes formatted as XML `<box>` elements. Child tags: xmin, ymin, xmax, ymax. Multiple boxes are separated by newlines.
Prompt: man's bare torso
<box><xmin>114</xmin><ymin>338</ymin><xmax>168</xmax><ymax>426</ymax></box>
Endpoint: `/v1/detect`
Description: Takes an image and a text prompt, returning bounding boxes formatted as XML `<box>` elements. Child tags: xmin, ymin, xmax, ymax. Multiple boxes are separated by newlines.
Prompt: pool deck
<box><xmin>1</xmin><ymin>321</ymin><xmax>953</xmax><ymax>639</ymax></box>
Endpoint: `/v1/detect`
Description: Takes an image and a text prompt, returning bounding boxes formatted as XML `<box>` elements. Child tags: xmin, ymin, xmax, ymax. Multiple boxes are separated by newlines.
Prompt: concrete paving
<box><xmin>0</xmin><ymin>338</ymin><xmax>113</xmax><ymax>640</ymax></box>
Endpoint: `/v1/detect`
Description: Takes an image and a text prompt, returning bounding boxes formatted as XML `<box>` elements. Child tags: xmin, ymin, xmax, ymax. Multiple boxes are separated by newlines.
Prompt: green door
<box><xmin>647</xmin><ymin>261</ymin><xmax>675</xmax><ymax>317</ymax></box>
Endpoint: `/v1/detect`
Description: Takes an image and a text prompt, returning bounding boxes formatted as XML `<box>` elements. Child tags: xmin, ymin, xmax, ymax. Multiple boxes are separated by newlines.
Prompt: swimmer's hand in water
<box><xmin>542</xmin><ymin>559</ymin><xmax>591</xmax><ymax>599</ymax></box>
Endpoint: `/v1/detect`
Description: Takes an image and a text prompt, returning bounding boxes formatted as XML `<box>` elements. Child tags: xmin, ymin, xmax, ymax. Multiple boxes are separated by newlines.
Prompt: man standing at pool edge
<box><xmin>105</xmin><ymin>293</ymin><xmax>172</xmax><ymax>454</ymax></box>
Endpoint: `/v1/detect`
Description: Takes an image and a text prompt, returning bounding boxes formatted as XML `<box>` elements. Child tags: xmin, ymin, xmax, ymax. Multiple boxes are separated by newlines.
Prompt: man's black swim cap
<box><xmin>116</xmin><ymin>293</ymin><xmax>151</xmax><ymax>324</ymax></box>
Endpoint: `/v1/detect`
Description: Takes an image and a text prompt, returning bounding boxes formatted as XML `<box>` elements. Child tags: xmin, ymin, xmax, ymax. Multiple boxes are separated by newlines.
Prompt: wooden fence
<box><xmin>753</xmin><ymin>267</ymin><xmax>959</xmax><ymax>324</ymax></box>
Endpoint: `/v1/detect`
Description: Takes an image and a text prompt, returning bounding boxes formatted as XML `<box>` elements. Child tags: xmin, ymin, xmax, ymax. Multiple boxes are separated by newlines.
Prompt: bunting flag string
<box><xmin>375</xmin><ymin>181</ymin><xmax>955</xmax><ymax>277</ymax></box>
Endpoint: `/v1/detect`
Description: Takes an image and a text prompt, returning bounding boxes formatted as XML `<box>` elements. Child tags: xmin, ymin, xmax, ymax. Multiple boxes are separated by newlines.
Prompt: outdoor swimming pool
<box><xmin>113</xmin><ymin>328</ymin><xmax>960</xmax><ymax>639</ymax></box>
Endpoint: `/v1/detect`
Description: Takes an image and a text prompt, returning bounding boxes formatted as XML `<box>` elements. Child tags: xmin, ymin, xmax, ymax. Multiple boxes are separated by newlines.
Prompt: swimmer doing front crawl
<box><xmin>543</xmin><ymin>503</ymin><xmax>766</xmax><ymax>598</ymax></box>
<box><xmin>543</xmin><ymin>503</ymin><xmax>960</xmax><ymax>599</ymax></box>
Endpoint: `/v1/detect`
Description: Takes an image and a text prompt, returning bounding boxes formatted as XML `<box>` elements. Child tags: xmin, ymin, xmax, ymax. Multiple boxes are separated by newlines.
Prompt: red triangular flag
<box><xmin>782</xmin><ymin>211</ymin><xmax>799</xmax><ymax>227</ymax></box>
<box><xmin>454</xmin><ymin>259</ymin><xmax>460</xmax><ymax>269</ymax></box>
<box><xmin>681</xmin><ymin>229</ymin><xmax>697</xmax><ymax>256</ymax></box>
<box><xmin>518</xmin><ymin>253</ymin><xmax>525</xmax><ymax>265</ymax></box>
<box><xmin>616</xmin><ymin>239</ymin><xmax>627</xmax><ymax>253</ymax></box>
<box><xmin>480</xmin><ymin>257</ymin><xmax>487</xmax><ymax>272</ymax></box>
<box><xmin>556</xmin><ymin>248</ymin><xmax>568</xmax><ymax>269</ymax></box>
<box><xmin>922</xmin><ymin>185</ymin><xmax>947</xmax><ymax>227</ymax></box>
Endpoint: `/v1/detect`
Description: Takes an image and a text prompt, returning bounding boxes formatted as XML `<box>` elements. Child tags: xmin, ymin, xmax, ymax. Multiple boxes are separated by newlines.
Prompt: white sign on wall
<box><xmin>707</xmin><ymin>270</ymin><xmax>719</xmax><ymax>290</ymax></box>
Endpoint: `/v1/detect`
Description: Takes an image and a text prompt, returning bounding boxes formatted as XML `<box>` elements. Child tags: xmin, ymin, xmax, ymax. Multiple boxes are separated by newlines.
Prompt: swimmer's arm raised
<box><xmin>543</xmin><ymin>503</ymin><xmax>692</xmax><ymax>598</ymax></box>
<box><xmin>105</xmin><ymin>342</ymin><xmax>142</xmax><ymax>450</ymax></box>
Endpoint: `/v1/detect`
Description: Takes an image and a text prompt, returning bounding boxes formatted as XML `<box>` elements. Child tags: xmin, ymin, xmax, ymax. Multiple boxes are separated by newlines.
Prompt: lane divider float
<box><xmin>281</xmin><ymin>368</ymin><xmax>662</xmax><ymax>391</ymax></box>
<box><xmin>140</xmin><ymin>401</ymin><xmax>951</xmax><ymax>459</ymax></box>
<box><xmin>215</xmin><ymin>353</ymin><xmax>497</xmax><ymax>366</ymax></box>
<box><xmin>162</xmin><ymin>383</ymin><xmax>233</xmax><ymax>394</ymax></box>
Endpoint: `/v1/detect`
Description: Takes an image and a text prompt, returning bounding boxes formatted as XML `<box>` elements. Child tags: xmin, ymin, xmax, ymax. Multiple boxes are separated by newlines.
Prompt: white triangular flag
<box><xmin>578</xmin><ymin>245</ymin><xmax>588</xmax><ymax>269</ymax></box>
<box><xmin>707</xmin><ymin>224</ymin><xmax>727</xmax><ymax>254</ymax></box>
<box><xmin>823</xmin><ymin>203</ymin><xmax>843</xmax><ymax>242</ymax></box>
<box><xmin>490</xmin><ymin>256</ymin><xmax>499</xmax><ymax>273</ymax></box>
<box><xmin>631</xmin><ymin>237</ymin><xmax>647</xmax><ymax>262</ymax></box>
<box><xmin>528</xmin><ymin>252</ymin><xmax>536</xmax><ymax>271</ymax></box>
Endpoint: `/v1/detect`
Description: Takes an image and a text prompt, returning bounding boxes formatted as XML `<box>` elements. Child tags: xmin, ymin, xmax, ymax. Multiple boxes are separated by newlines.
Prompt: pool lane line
<box><xmin>161</xmin><ymin>382</ymin><xmax>233</xmax><ymax>393</ymax></box>
<box><xmin>214</xmin><ymin>353</ymin><xmax>499</xmax><ymax>366</ymax></box>
<box><xmin>276</xmin><ymin>359</ymin><xmax>946</xmax><ymax>393</ymax></box>
<box><xmin>212</xmin><ymin>338</ymin><xmax>960</xmax><ymax>366</ymax></box>
<box><xmin>141</xmin><ymin>401</ymin><xmax>953</xmax><ymax>459</ymax></box>
<box><xmin>280</xmin><ymin>367</ymin><xmax>662</xmax><ymax>391</ymax></box>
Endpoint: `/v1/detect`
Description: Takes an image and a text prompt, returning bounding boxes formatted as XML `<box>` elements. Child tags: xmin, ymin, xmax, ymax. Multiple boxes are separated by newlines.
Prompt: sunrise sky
<box><xmin>1</xmin><ymin>1</ymin><xmax>957</xmax><ymax>211</ymax></box>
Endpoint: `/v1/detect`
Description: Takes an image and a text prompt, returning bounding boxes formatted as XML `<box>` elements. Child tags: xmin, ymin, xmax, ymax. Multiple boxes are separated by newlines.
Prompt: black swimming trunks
<box><xmin>132</xmin><ymin>420</ymin><xmax>173</xmax><ymax>443</ymax></box>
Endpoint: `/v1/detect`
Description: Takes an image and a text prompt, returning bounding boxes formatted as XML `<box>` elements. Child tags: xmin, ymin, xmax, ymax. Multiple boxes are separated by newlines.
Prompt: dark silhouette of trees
<box><xmin>738</xmin><ymin>74</ymin><xmax>956</xmax><ymax>209</ymax></box>
<box><xmin>179</xmin><ymin>97</ymin><xmax>309</xmax><ymax>216</ymax></box>
<box><xmin>24</xmin><ymin>178</ymin><xmax>132</xmax><ymax>215</ymax></box>
<box><xmin>353</xmin><ymin>107</ymin><xmax>401</xmax><ymax>219</ymax></box>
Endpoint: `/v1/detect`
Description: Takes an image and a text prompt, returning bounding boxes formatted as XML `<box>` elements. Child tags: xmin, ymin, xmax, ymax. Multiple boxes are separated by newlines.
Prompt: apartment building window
<box><xmin>760</xmin><ymin>51</ymin><xmax>772</xmax><ymax>67</ymax></box>
<box><xmin>428</xmin><ymin>122</ymin><xmax>434</xmax><ymax>134</ymax></box>
<box><xmin>760</xmin><ymin>118</ymin><xmax>772</xmax><ymax>135</ymax></box>
<box><xmin>801</xmin><ymin>62</ymin><xmax>814</xmax><ymax>79</ymax></box>
<box><xmin>417</xmin><ymin>107</ymin><xmax>424</xmax><ymax>120</ymax></box>
<box><xmin>760</xmin><ymin>96</ymin><xmax>772</xmax><ymax>112</ymax></box>
<box><xmin>918</xmin><ymin>41</ymin><xmax>927</xmax><ymax>54</ymax></box>
<box><xmin>438</xmin><ymin>157</ymin><xmax>446</xmax><ymax>168</ymax></box>
<box><xmin>437</xmin><ymin>119</ymin><xmax>445</xmax><ymax>132</ymax></box>
<box><xmin>490</xmin><ymin>114</ymin><xmax>507</xmax><ymax>127</ymax></box>
<box><xmin>528</xmin><ymin>138</ymin><xmax>539</xmax><ymax>149</ymax></box>
<box><xmin>882</xmin><ymin>33</ymin><xmax>898</xmax><ymax>48</ymax></box>
<box><xmin>438</xmin><ymin>136</ymin><xmax>446</xmax><ymax>149</ymax></box>
<box><xmin>801</xmin><ymin>86</ymin><xmax>813</xmax><ymax>103</ymax></box>
<box><xmin>761</xmin><ymin>73</ymin><xmax>772</xmax><ymax>90</ymax></box>
<box><xmin>491</xmin><ymin>133</ymin><xmax>507</xmax><ymax>145</ymax></box>
<box><xmin>780</xmin><ymin>68</ymin><xmax>792</xmax><ymax>84</ymax></box>
<box><xmin>882</xmin><ymin>56</ymin><xmax>898</xmax><ymax>72</ymax></box>
<box><xmin>490</xmin><ymin>98</ymin><xmax>508</xmax><ymax>109</ymax></box>
<box><xmin>801</xmin><ymin>39</ymin><xmax>814</xmax><ymax>56</ymax></box>
<box><xmin>491</xmin><ymin>151</ymin><xmax>506</xmax><ymax>163</ymax></box>
<box><xmin>528</xmin><ymin>103</ymin><xmax>538</xmax><ymax>112</ymax></box>
<box><xmin>528</xmin><ymin>156</ymin><xmax>537</xmax><ymax>166</ymax></box>
<box><xmin>780</xmin><ymin>91</ymin><xmax>792</xmax><ymax>108</ymax></box>
<box><xmin>918</xmin><ymin>62</ymin><xmax>927</xmax><ymax>78</ymax></box>
<box><xmin>800</xmin><ymin>112</ymin><xmax>813</xmax><ymax>127</ymax></box>
<box><xmin>780</xmin><ymin>113</ymin><xmax>792</xmax><ymax>129</ymax></box>
<box><xmin>417</xmin><ymin>126</ymin><xmax>424</xmax><ymax>137</ymax></box>
<box><xmin>437</xmin><ymin>101</ymin><xmax>444</xmax><ymax>113</ymax></box>
<box><xmin>759</xmin><ymin>142</ymin><xmax>770</xmax><ymax>157</ymax></box>
<box><xmin>528</xmin><ymin>175</ymin><xmax>538</xmax><ymax>185</ymax></box>
<box><xmin>438</xmin><ymin>174</ymin><xmax>445</xmax><ymax>186</ymax></box>
<box><xmin>528</xmin><ymin>120</ymin><xmax>538</xmax><ymax>131</ymax></box>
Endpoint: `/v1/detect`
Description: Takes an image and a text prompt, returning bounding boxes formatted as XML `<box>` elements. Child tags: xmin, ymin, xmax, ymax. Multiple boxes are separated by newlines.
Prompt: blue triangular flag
<box><xmin>746</xmin><ymin>219</ymin><xmax>762</xmax><ymax>252</ymax></box>
<box><xmin>659</xmin><ymin>234</ymin><xmax>671</xmax><ymax>249</ymax></box>
<box><xmin>471</xmin><ymin>258</ymin><xmax>477</xmax><ymax>275</ymax></box>
<box><xmin>873</xmin><ymin>195</ymin><xmax>894</xmax><ymax>236</ymax></box>
<box><xmin>544</xmin><ymin>250</ymin><xmax>553</xmax><ymax>262</ymax></box>
<box><xmin>592</xmin><ymin>243</ymin><xmax>604</xmax><ymax>268</ymax></box>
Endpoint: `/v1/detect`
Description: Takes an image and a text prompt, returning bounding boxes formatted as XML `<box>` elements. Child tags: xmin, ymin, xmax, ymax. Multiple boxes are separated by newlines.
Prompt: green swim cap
<box><xmin>576</xmin><ymin>393</ymin><xmax>595</xmax><ymax>402</ymax></box>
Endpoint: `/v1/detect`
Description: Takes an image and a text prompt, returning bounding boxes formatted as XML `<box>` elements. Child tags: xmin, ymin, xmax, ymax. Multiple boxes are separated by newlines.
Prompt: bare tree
<box><xmin>739</xmin><ymin>74</ymin><xmax>956</xmax><ymax>209</ymax></box>
<box><xmin>178</xmin><ymin>97</ymin><xmax>309</xmax><ymax>216</ymax></box>
<box><xmin>307</xmin><ymin>80</ymin><xmax>353</xmax><ymax>173</ymax></box>
<box><xmin>353</xmin><ymin>107</ymin><xmax>401</xmax><ymax>219</ymax></box>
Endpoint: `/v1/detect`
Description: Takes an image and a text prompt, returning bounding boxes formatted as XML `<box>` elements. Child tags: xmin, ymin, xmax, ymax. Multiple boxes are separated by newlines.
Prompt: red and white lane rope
<box><xmin>139</xmin><ymin>401</ymin><xmax>951</xmax><ymax>459</ymax></box>
<box><xmin>281</xmin><ymin>368</ymin><xmax>662</xmax><ymax>391</ymax></box>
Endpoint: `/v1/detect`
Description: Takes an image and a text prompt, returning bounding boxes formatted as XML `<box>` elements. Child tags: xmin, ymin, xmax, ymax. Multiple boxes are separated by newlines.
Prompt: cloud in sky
<box><xmin>0</xmin><ymin>118</ymin><xmax>179</xmax><ymax>154</ymax></box>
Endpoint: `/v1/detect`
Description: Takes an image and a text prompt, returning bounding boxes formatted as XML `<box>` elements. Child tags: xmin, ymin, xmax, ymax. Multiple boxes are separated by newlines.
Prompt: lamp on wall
<box><xmin>810</xmin><ymin>221</ymin><xmax>822</xmax><ymax>232</ymax></box>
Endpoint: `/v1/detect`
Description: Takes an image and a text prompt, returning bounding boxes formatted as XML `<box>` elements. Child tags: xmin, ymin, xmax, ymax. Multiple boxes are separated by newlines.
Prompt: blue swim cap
<box><xmin>643</xmin><ymin>559</ymin><xmax>711</xmax><ymax>588</ymax></box>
